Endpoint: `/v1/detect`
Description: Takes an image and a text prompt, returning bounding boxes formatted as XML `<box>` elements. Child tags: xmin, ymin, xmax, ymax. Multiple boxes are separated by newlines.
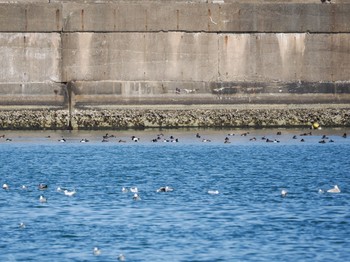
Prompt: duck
<box><xmin>121</xmin><ymin>187</ymin><xmax>128</xmax><ymax>193</ymax></box>
<box><xmin>131</xmin><ymin>136</ymin><xmax>139</xmax><ymax>142</ymax></box>
<box><xmin>38</xmin><ymin>183</ymin><xmax>48</xmax><ymax>190</ymax></box>
<box><xmin>80</xmin><ymin>138</ymin><xmax>89</xmax><ymax>143</ymax></box>
<box><xmin>327</xmin><ymin>185</ymin><xmax>340</xmax><ymax>193</ymax></box>
<box><xmin>58</xmin><ymin>138</ymin><xmax>66</xmax><ymax>143</ymax></box>
<box><xmin>342</xmin><ymin>133</ymin><xmax>347</xmax><ymax>138</ymax></box>
<box><xmin>157</xmin><ymin>186</ymin><xmax>174</xmax><ymax>192</ymax></box>
<box><xmin>2</xmin><ymin>183</ymin><xmax>9</xmax><ymax>190</ymax></box>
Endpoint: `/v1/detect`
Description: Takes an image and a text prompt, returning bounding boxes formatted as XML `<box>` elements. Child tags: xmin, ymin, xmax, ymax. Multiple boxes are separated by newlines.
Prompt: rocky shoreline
<box><xmin>0</xmin><ymin>106</ymin><xmax>349</xmax><ymax>130</ymax></box>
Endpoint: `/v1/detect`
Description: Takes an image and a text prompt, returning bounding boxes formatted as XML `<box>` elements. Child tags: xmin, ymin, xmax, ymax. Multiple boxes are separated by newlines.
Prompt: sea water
<box><xmin>0</xmin><ymin>129</ymin><xmax>349</xmax><ymax>261</ymax></box>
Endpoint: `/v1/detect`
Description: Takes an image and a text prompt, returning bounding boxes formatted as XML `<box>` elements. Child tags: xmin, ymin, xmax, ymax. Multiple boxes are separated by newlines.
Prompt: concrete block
<box><xmin>0</xmin><ymin>33</ymin><xmax>61</xmax><ymax>83</ymax></box>
<box><xmin>218</xmin><ymin>33</ymin><xmax>350</xmax><ymax>82</ymax></box>
<box><xmin>62</xmin><ymin>32</ymin><xmax>218</xmax><ymax>82</ymax></box>
<box><xmin>0</xmin><ymin>4</ymin><xmax>62</xmax><ymax>32</ymax></box>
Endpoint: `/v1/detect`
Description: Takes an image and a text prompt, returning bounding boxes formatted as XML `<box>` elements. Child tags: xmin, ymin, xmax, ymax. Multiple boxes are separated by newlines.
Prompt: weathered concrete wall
<box><xmin>0</xmin><ymin>1</ymin><xmax>350</xmax><ymax>109</ymax></box>
<box><xmin>0</xmin><ymin>33</ymin><xmax>64</xmax><ymax>105</ymax></box>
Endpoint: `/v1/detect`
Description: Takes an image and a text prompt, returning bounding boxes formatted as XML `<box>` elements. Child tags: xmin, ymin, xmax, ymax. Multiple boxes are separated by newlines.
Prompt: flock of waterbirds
<box><xmin>1</xmin><ymin>128</ymin><xmax>346</xmax><ymax>259</ymax></box>
<box><xmin>0</xmin><ymin>131</ymin><xmax>347</xmax><ymax>144</ymax></box>
<box><xmin>1</xmin><ymin>180</ymin><xmax>192</xmax><ymax>260</ymax></box>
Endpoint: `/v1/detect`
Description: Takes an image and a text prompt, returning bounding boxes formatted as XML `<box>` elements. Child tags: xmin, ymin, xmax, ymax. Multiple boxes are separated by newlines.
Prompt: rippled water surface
<box><xmin>1</xmin><ymin>129</ymin><xmax>349</xmax><ymax>261</ymax></box>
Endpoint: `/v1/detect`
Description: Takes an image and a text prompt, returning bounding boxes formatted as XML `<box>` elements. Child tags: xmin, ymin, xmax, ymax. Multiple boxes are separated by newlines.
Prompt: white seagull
<box><xmin>130</xmin><ymin>187</ymin><xmax>138</xmax><ymax>193</ymax></box>
<box><xmin>208</xmin><ymin>190</ymin><xmax>219</xmax><ymax>195</ymax></box>
<box><xmin>281</xmin><ymin>189</ymin><xmax>288</xmax><ymax>197</ymax></box>
<box><xmin>93</xmin><ymin>247</ymin><xmax>101</xmax><ymax>256</ymax></box>
<box><xmin>133</xmin><ymin>193</ymin><xmax>141</xmax><ymax>201</ymax></box>
<box><xmin>2</xmin><ymin>183</ymin><xmax>9</xmax><ymax>190</ymax></box>
<box><xmin>39</xmin><ymin>195</ymin><xmax>47</xmax><ymax>203</ymax></box>
<box><xmin>64</xmin><ymin>189</ymin><xmax>76</xmax><ymax>197</ymax></box>
<box><xmin>327</xmin><ymin>185</ymin><xmax>341</xmax><ymax>193</ymax></box>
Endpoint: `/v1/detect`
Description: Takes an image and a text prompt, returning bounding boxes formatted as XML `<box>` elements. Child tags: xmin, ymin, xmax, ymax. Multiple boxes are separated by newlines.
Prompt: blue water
<box><xmin>0</xmin><ymin>130</ymin><xmax>349</xmax><ymax>261</ymax></box>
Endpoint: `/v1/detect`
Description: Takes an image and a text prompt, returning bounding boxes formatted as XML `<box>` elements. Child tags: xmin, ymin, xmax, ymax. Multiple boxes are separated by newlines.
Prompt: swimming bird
<box><xmin>5</xmin><ymin>138</ymin><xmax>12</xmax><ymax>142</ymax></box>
<box><xmin>39</xmin><ymin>195</ymin><xmax>47</xmax><ymax>203</ymax></box>
<box><xmin>38</xmin><ymin>183</ymin><xmax>48</xmax><ymax>190</ymax></box>
<box><xmin>19</xmin><ymin>222</ymin><xmax>26</xmax><ymax>229</ymax></box>
<box><xmin>64</xmin><ymin>189</ymin><xmax>76</xmax><ymax>197</ymax></box>
<box><xmin>80</xmin><ymin>138</ymin><xmax>89</xmax><ymax>143</ymax></box>
<box><xmin>21</xmin><ymin>185</ymin><xmax>27</xmax><ymax>190</ymax></box>
<box><xmin>327</xmin><ymin>185</ymin><xmax>340</xmax><ymax>193</ymax></box>
<box><xmin>318</xmin><ymin>189</ymin><xmax>324</xmax><ymax>194</ymax></box>
<box><xmin>58</xmin><ymin>138</ymin><xmax>66</xmax><ymax>143</ymax></box>
<box><xmin>319</xmin><ymin>140</ymin><xmax>326</xmax><ymax>144</ymax></box>
<box><xmin>121</xmin><ymin>187</ymin><xmax>128</xmax><ymax>193</ymax></box>
<box><xmin>202</xmin><ymin>139</ymin><xmax>211</xmax><ymax>143</ymax></box>
<box><xmin>196</xmin><ymin>133</ymin><xmax>201</xmax><ymax>138</ymax></box>
<box><xmin>118</xmin><ymin>253</ymin><xmax>126</xmax><ymax>261</ymax></box>
<box><xmin>2</xmin><ymin>183</ymin><xmax>9</xmax><ymax>190</ymax></box>
<box><xmin>292</xmin><ymin>135</ymin><xmax>297</xmax><ymax>139</ymax></box>
<box><xmin>93</xmin><ymin>247</ymin><xmax>101</xmax><ymax>256</ymax></box>
<box><xmin>133</xmin><ymin>193</ymin><xmax>141</xmax><ymax>200</ymax></box>
<box><xmin>342</xmin><ymin>133</ymin><xmax>347</xmax><ymax>138</ymax></box>
<box><xmin>157</xmin><ymin>186</ymin><xmax>174</xmax><ymax>192</ymax></box>
<box><xmin>130</xmin><ymin>187</ymin><xmax>138</xmax><ymax>193</ymax></box>
<box><xmin>281</xmin><ymin>190</ymin><xmax>288</xmax><ymax>197</ymax></box>
<box><xmin>208</xmin><ymin>190</ymin><xmax>219</xmax><ymax>195</ymax></box>
<box><xmin>131</xmin><ymin>136</ymin><xmax>139</xmax><ymax>142</ymax></box>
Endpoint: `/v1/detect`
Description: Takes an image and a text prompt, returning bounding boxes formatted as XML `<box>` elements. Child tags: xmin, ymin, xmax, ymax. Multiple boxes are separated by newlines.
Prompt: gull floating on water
<box><xmin>208</xmin><ymin>190</ymin><xmax>219</xmax><ymax>195</ymax></box>
<box><xmin>318</xmin><ymin>189</ymin><xmax>325</xmax><ymax>194</ymax></box>
<box><xmin>327</xmin><ymin>185</ymin><xmax>340</xmax><ymax>193</ymax></box>
<box><xmin>133</xmin><ymin>193</ymin><xmax>141</xmax><ymax>200</ymax></box>
<box><xmin>157</xmin><ymin>186</ymin><xmax>173</xmax><ymax>192</ymax></box>
<box><xmin>39</xmin><ymin>195</ymin><xmax>47</xmax><ymax>203</ymax></box>
<box><xmin>64</xmin><ymin>189</ymin><xmax>76</xmax><ymax>197</ymax></box>
<box><xmin>2</xmin><ymin>183</ymin><xmax>9</xmax><ymax>190</ymax></box>
<box><xmin>118</xmin><ymin>253</ymin><xmax>126</xmax><ymax>261</ymax></box>
<box><xmin>93</xmin><ymin>247</ymin><xmax>101</xmax><ymax>256</ymax></box>
<box><xmin>281</xmin><ymin>190</ymin><xmax>288</xmax><ymax>197</ymax></box>
<box><xmin>19</xmin><ymin>222</ymin><xmax>26</xmax><ymax>229</ymax></box>
<box><xmin>21</xmin><ymin>185</ymin><xmax>27</xmax><ymax>190</ymax></box>
<box><xmin>130</xmin><ymin>187</ymin><xmax>138</xmax><ymax>193</ymax></box>
<box><xmin>122</xmin><ymin>187</ymin><xmax>128</xmax><ymax>193</ymax></box>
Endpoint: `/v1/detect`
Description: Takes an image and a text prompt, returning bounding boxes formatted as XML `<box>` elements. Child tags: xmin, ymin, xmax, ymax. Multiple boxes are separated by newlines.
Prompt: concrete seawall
<box><xmin>0</xmin><ymin>1</ymin><xmax>350</xmax><ymax>129</ymax></box>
